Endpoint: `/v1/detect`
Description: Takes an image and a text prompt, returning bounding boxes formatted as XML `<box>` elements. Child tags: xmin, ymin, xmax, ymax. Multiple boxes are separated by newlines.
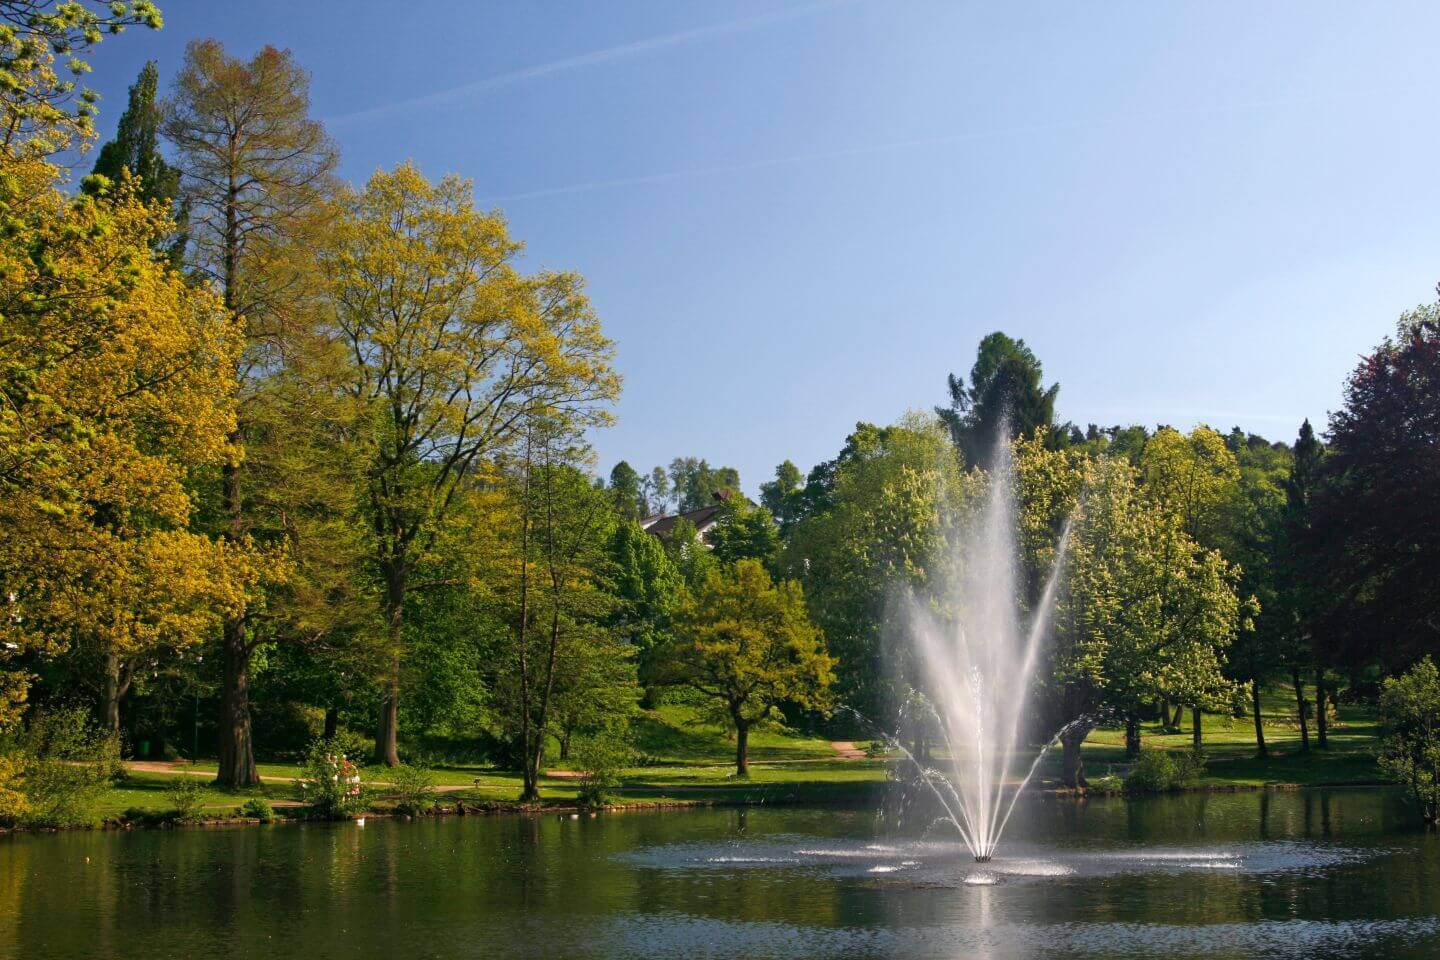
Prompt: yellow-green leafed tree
<box><xmin>0</xmin><ymin>161</ymin><xmax>244</xmax><ymax>731</ymax></box>
<box><xmin>660</xmin><ymin>559</ymin><xmax>835</xmax><ymax>778</ymax></box>
<box><xmin>315</xmin><ymin>162</ymin><xmax>619</xmax><ymax>765</ymax></box>
<box><xmin>1012</xmin><ymin>437</ymin><xmax>1240</xmax><ymax>787</ymax></box>
<box><xmin>0</xmin><ymin>1</ymin><xmax>163</xmax><ymax>158</ymax></box>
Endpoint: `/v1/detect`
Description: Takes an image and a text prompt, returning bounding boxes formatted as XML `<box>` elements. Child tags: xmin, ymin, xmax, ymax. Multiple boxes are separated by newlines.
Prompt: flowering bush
<box><xmin>296</xmin><ymin>738</ymin><xmax>366</xmax><ymax>820</ymax></box>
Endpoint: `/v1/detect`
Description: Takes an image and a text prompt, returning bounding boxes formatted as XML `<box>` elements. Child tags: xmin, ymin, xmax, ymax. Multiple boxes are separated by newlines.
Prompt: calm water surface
<box><xmin>3</xmin><ymin>788</ymin><xmax>1439</xmax><ymax>959</ymax></box>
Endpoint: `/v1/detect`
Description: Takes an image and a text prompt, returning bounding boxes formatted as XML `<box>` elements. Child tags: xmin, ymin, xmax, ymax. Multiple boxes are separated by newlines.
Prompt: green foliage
<box><xmin>13</xmin><ymin>707</ymin><xmax>119</xmax><ymax>828</ymax></box>
<box><xmin>240</xmin><ymin>796</ymin><xmax>275</xmax><ymax>822</ymax></box>
<box><xmin>573</xmin><ymin>730</ymin><xmax>633</xmax><ymax>806</ymax></box>
<box><xmin>1378</xmin><ymin>658</ymin><xmax>1440</xmax><ymax>822</ymax></box>
<box><xmin>608</xmin><ymin>520</ymin><xmax>682</xmax><ymax>657</ymax></box>
<box><xmin>760</xmin><ymin>460</ymin><xmax>806</xmax><ymax>532</ymax></box>
<box><xmin>296</xmin><ymin>738</ymin><xmax>366</xmax><ymax>820</ymax></box>
<box><xmin>1310</xmin><ymin>308</ymin><xmax>1440</xmax><ymax>675</ymax></box>
<box><xmin>607</xmin><ymin>461</ymin><xmax>644</xmax><ymax>519</ymax></box>
<box><xmin>656</xmin><ymin>559</ymin><xmax>834</xmax><ymax>776</ymax></box>
<box><xmin>386</xmin><ymin>763</ymin><xmax>436</xmax><ymax>815</ymax></box>
<box><xmin>1124</xmin><ymin>749</ymin><xmax>1205</xmax><ymax>794</ymax></box>
<box><xmin>783</xmin><ymin>415</ymin><xmax>966</xmax><ymax>717</ymax></box>
<box><xmin>707</xmin><ymin>497</ymin><xmax>782</xmax><ymax>572</ymax></box>
<box><xmin>165</xmin><ymin>778</ymin><xmax>205</xmax><ymax>822</ymax></box>
<box><xmin>937</xmin><ymin>331</ymin><xmax>1061</xmax><ymax>467</ymax></box>
<box><xmin>667</xmin><ymin>457</ymin><xmax>741</xmax><ymax>512</ymax></box>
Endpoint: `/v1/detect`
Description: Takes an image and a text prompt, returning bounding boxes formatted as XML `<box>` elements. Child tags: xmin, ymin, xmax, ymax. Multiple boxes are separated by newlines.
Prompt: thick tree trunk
<box><xmin>103</xmin><ymin>652</ymin><xmax>124</xmax><ymax>734</ymax></box>
<box><xmin>1251</xmin><ymin>679</ymin><xmax>1268</xmax><ymax>758</ymax></box>
<box><xmin>735</xmin><ymin>719</ymin><xmax>750</xmax><ymax>779</ymax></box>
<box><xmin>323</xmin><ymin>706</ymin><xmax>339</xmax><ymax>741</ymax></box>
<box><xmin>1314</xmin><ymin>668</ymin><xmax>1328</xmax><ymax>749</ymax></box>
<box><xmin>1292</xmin><ymin>666</ymin><xmax>1310</xmax><ymax>753</ymax></box>
<box><xmin>1124</xmin><ymin>713</ymin><xmax>1141</xmax><ymax>760</ymax></box>
<box><xmin>376</xmin><ymin>654</ymin><xmax>401</xmax><ymax>767</ymax></box>
<box><xmin>216</xmin><ymin>619</ymin><xmax>259</xmax><ymax>787</ymax></box>
<box><xmin>375</xmin><ymin>568</ymin><xmax>405</xmax><ymax>767</ymax></box>
<box><xmin>1191</xmin><ymin>707</ymin><xmax>1203</xmax><ymax>754</ymax></box>
<box><xmin>1060</xmin><ymin>723</ymin><xmax>1092</xmax><ymax>790</ymax></box>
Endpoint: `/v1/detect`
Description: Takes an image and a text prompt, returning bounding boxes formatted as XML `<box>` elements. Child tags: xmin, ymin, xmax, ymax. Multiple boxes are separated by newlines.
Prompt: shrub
<box><xmin>1124</xmin><ymin>749</ymin><xmax>1206</xmax><ymax>794</ymax></box>
<box><xmin>1124</xmin><ymin>749</ymin><xmax>1177</xmax><ymax>794</ymax></box>
<box><xmin>1379</xmin><ymin>658</ymin><xmax>1440</xmax><ymax>822</ymax></box>
<box><xmin>17</xmin><ymin>708</ymin><xmax>119</xmax><ymax>828</ymax></box>
<box><xmin>166</xmin><ymin>779</ymin><xmax>206</xmax><ymax>822</ymax></box>
<box><xmin>329</xmin><ymin>728</ymin><xmax>374</xmax><ymax>765</ymax></box>
<box><xmin>240</xmin><ymin>797</ymin><xmax>275</xmax><ymax>823</ymax></box>
<box><xmin>296</xmin><ymin>738</ymin><xmax>366</xmax><ymax>820</ymax></box>
<box><xmin>573</xmin><ymin>731</ymin><xmax>633</xmax><ymax>807</ymax></box>
<box><xmin>1172</xmin><ymin>750</ymin><xmax>1206</xmax><ymax>787</ymax></box>
<box><xmin>387</xmin><ymin>763</ymin><xmax>436</xmax><ymax>815</ymax></box>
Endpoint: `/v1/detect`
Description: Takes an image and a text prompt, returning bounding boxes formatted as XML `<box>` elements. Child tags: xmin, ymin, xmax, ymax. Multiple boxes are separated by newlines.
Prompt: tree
<box><xmin>608</xmin><ymin>520</ymin><xmax>682</xmax><ymax>674</ymax></box>
<box><xmin>163</xmin><ymin>38</ymin><xmax>339</xmax><ymax>787</ymax></box>
<box><xmin>641</xmin><ymin>465</ymin><xmax>670</xmax><ymax>516</ymax></box>
<box><xmin>937</xmin><ymin>332</ymin><xmax>1060</xmax><ymax>467</ymax></box>
<box><xmin>760</xmin><ymin>460</ymin><xmax>805</xmax><ymax>533</ymax></box>
<box><xmin>1138</xmin><ymin>426</ymin><xmax>1242</xmax><ymax>748</ymax></box>
<box><xmin>87</xmin><ymin>60</ymin><xmax>183</xmax><ymax>259</ymax></box>
<box><xmin>656</xmin><ymin>560</ymin><xmax>834</xmax><ymax>777</ymax></box>
<box><xmin>783</xmin><ymin>415</ymin><xmax>966</xmax><ymax>722</ymax></box>
<box><xmin>1379</xmin><ymin>657</ymin><xmax>1440</xmax><ymax>823</ymax></box>
<box><xmin>1309</xmin><ymin>307</ymin><xmax>1440</xmax><ymax>678</ymax></box>
<box><xmin>0</xmin><ymin>1</ymin><xmax>163</xmax><ymax>158</ymax></box>
<box><xmin>490</xmin><ymin>436</ymin><xmax>626</xmax><ymax>799</ymax></box>
<box><xmin>0</xmin><ymin>158</ymin><xmax>242</xmax><ymax>734</ymax></box>
<box><xmin>707</xmin><ymin>496</ymin><xmax>782</xmax><ymax>573</ymax></box>
<box><xmin>668</xmin><ymin>457</ymin><xmax>741</xmax><ymax>512</ymax></box>
<box><xmin>1014</xmin><ymin>439</ymin><xmax>1241</xmax><ymax>786</ymax></box>
<box><xmin>315</xmin><ymin>162</ymin><xmax>618</xmax><ymax>765</ymax></box>
<box><xmin>607</xmin><ymin>461</ymin><xmax>644</xmax><ymax>520</ymax></box>
<box><xmin>1282</xmin><ymin>419</ymin><xmax>1326</xmax><ymax>751</ymax></box>
<box><xmin>1221</xmin><ymin>432</ymin><xmax>1294</xmax><ymax>757</ymax></box>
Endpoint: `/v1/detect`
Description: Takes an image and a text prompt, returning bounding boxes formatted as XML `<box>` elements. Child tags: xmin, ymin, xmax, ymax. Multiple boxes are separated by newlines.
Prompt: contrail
<box><xmin>329</xmin><ymin>0</ymin><xmax>859</xmax><ymax>127</ymax></box>
<box><xmin>480</xmin><ymin>91</ymin><xmax>1338</xmax><ymax>203</ymax></box>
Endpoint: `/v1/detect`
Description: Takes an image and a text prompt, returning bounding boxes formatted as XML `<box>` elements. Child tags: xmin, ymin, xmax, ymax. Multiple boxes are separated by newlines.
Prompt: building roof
<box><xmin>641</xmin><ymin>503</ymin><xmax>725</xmax><ymax>539</ymax></box>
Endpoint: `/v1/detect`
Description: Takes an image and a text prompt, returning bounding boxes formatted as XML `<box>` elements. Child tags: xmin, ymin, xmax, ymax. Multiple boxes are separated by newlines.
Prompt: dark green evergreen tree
<box><xmin>937</xmin><ymin>331</ymin><xmax>1060</xmax><ymax>466</ymax></box>
<box><xmin>87</xmin><ymin>61</ymin><xmax>187</xmax><ymax>261</ymax></box>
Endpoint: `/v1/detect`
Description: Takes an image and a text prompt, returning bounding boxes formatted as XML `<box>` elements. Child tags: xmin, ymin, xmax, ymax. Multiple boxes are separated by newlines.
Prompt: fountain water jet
<box><xmin>892</xmin><ymin>437</ymin><xmax>1072</xmax><ymax>863</ymax></box>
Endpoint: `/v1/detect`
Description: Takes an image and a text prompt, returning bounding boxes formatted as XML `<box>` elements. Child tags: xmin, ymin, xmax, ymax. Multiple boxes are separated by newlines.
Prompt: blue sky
<box><xmin>83</xmin><ymin>1</ymin><xmax>1440</xmax><ymax>493</ymax></box>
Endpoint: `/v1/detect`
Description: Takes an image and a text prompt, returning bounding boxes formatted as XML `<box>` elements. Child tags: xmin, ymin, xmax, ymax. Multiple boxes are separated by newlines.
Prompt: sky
<box><xmin>81</xmin><ymin>1</ymin><xmax>1440</xmax><ymax>495</ymax></box>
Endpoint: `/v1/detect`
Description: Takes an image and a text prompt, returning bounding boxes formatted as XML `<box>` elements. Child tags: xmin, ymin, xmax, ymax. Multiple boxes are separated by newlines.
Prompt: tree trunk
<box><xmin>376</xmin><ymin>653</ymin><xmax>401</xmax><ymax>767</ymax></box>
<box><xmin>215</xmin><ymin>454</ymin><xmax>259</xmax><ymax>788</ymax></box>
<box><xmin>735</xmin><ymin>720</ymin><xmax>750</xmax><ymax>778</ymax></box>
<box><xmin>103</xmin><ymin>652</ymin><xmax>123</xmax><ymax>734</ymax></box>
<box><xmin>1251</xmin><ymin>679</ymin><xmax>1268</xmax><ymax>758</ymax></box>
<box><xmin>375</xmin><ymin>568</ymin><xmax>405</xmax><ymax>767</ymax></box>
<box><xmin>215</xmin><ymin>619</ymin><xmax>259</xmax><ymax>787</ymax></box>
<box><xmin>1314</xmin><ymin>668</ymin><xmax>1328</xmax><ymax>749</ymax></box>
<box><xmin>323</xmin><ymin>706</ymin><xmax>339</xmax><ymax>741</ymax></box>
<box><xmin>1191</xmin><ymin>707</ymin><xmax>1202</xmax><ymax>754</ymax></box>
<box><xmin>1292</xmin><ymin>666</ymin><xmax>1310</xmax><ymax>753</ymax></box>
<box><xmin>1060</xmin><ymin>722</ymin><xmax>1092</xmax><ymax>790</ymax></box>
<box><xmin>1124</xmin><ymin>713</ymin><xmax>1141</xmax><ymax>760</ymax></box>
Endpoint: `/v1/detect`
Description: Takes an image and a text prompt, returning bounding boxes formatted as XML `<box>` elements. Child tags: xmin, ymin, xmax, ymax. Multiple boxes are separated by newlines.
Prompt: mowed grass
<box><xmin>1073</xmin><ymin>684</ymin><xmax>1381</xmax><ymax>787</ymax></box>
<box><xmin>102</xmin><ymin>683</ymin><xmax>1382</xmax><ymax>818</ymax></box>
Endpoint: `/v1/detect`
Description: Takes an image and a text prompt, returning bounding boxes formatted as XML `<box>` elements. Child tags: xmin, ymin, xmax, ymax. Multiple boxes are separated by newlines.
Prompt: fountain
<box><xmin>888</xmin><ymin>436</ymin><xmax>1072</xmax><ymax>863</ymax></box>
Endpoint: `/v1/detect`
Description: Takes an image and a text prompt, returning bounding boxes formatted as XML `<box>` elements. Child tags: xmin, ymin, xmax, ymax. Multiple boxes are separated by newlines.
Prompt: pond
<box><xmin>2</xmin><ymin>788</ymin><xmax>1438</xmax><ymax>959</ymax></box>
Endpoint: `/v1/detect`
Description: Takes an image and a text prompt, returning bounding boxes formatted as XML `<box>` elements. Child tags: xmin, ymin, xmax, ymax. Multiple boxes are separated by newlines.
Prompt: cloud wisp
<box><xmin>479</xmin><ymin>90</ymin><xmax>1340</xmax><ymax>204</ymax></box>
<box><xmin>330</xmin><ymin>0</ymin><xmax>857</xmax><ymax>127</ymax></box>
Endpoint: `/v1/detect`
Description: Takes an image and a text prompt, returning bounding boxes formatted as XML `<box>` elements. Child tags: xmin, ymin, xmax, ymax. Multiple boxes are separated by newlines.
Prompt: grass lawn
<box><xmin>98</xmin><ymin>682</ymin><xmax>1383</xmax><ymax>822</ymax></box>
